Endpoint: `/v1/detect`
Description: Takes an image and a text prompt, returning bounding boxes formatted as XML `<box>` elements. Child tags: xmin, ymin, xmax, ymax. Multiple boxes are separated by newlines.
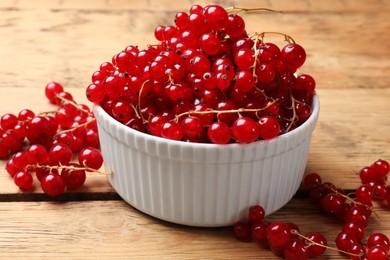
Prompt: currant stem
<box><xmin>329</xmin><ymin>186</ymin><xmax>374</xmax><ymax>212</ymax></box>
<box><xmin>26</xmin><ymin>164</ymin><xmax>112</xmax><ymax>175</ymax></box>
<box><xmin>290</xmin><ymin>230</ymin><xmax>362</xmax><ymax>258</ymax></box>
<box><xmin>38</xmin><ymin>111</ymin><xmax>57</xmax><ymax>116</ymax></box>
<box><xmin>55</xmin><ymin>118</ymin><xmax>96</xmax><ymax>136</ymax></box>
<box><xmin>255</xmin><ymin>32</ymin><xmax>296</xmax><ymax>44</ymax></box>
<box><xmin>226</xmin><ymin>6</ymin><xmax>283</xmax><ymax>14</ymax></box>
<box><xmin>137</xmin><ymin>80</ymin><xmax>150</xmax><ymax>123</ymax></box>
<box><xmin>285</xmin><ymin>96</ymin><xmax>298</xmax><ymax>132</ymax></box>
<box><xmin>174</xmin><ymin>99</ymin><xmax>279</xmax><ymax>121</ymax></box>
<box><xmin>129</xmin><ymin>103</ymin><xmax>142</xmax><ymax>122</ymax></box>
<box><xmin>54</xmin><ymin>94</ymin><xmax>91</xmax><ymax>114</ymax></box>
<box><xmin>252</xmin><ymin>34</ymin><xmax>261</xmax><ymax>78</ymax></box>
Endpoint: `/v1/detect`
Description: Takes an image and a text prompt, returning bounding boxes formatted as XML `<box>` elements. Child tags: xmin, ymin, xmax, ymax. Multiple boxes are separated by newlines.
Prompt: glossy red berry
<box><xmin>45</xmin><ymin>82</ymin><xmax>64</xmax><ymax>104</ymax></box>
<box><xmin>14</xmin><ymin>171</ymin><xmax>33</xmax><ymax>190</ymax></box>
<box><xmin>160</xmin><ymin>121</ymin><xmax>184</xmax><ymax>141</ymax></box>
<box><xmin>78</xmin><ymin>147</ymin><xmax>103</xmax><ymax>170</ymax></box>
<box><xmin>11</xmin><ymin>151</ymin><xmax>29</xmax><ymax>169</ymax></box>
<box><xmin>18</xmin><ymin>109</ymin><xmax>35</xmax><ymax>121</ymax></box>
<box><xmin>1</xmin><ymin>113</ymin><xmax>19</xmax><ymax>130</ymax></box>
<box><xmin>234</xmin><ymin>48</ymin><xmax>254</xmax><ymax>70</ymax></box>
<box><xmin>258</xmin><ymin>116</ymin><xmax>280</xmax><ymax>140</ymax></box>
<box><xmin>199</xmin><ymin>32</ymin><xmax>221</xmax><ymax>55</ymax></box>
<box><xmin>266</xmin><ymin>221</ymin><xmax>291</xmax><ymax>248</ymax></box>
<box><xmin>305</xmin><ymin>232</ymin><xmax>327</xmax><ymax>257</ymax></box>
<box><xmin>112</xmin><ymin>101</ymin><xmax>134</xmax><ymax>123</ymax></box>
<box><xmin>26</xmin><ymin>144</ymin><xmax>49</xmax><ymax>165</ymax></box>
<box><xmin>61</xmin><ymin>164</ymin><xmax>86</xmax><ymax>190</ymax></box>
<box><xmin>342</xmin><ymin>221</ymin><xmax>366</xmax><ymax>241</ymax></box>
<box><xmin>232</xmin><ymin>116</ymin><xmax>260</xmax><ymax>143</ymax></box>
<box><xmin>371</xmin><ymin>159</ymin><xmax>390</xmax><ymax>178</ymax></box>
<box><xmin>234</xmin><ymin>70</ymin><xmax>256</xmax><ymax>93</ymax></box>
<box><xmin>321</xmin><ymin>193</ymin><xmax>345</xmax><ymax>214</ymax></box>
<box><xmin>284</xmin><ymin>238</ymin><xmax>309</xmax><ymax>260</ymax></box>
<box><xmin>252</xmin><ymin>221</ymin><xmax>269</xmax><ymax>244</ymax></box>
<box><xmin>233</xmin><ymin>221</ymin><xmax>252</xmax><ymax>242</ymax></box>
<box><xmin>86</xmin><ymin>83</ymin><xmax>105</xmax><ymax>104</ymax></box>
<box><xmin>181</xmin><ymin>116</ymin><xmax>203</xmax><ymax>138</ymax></box>
<box><xmin>281</xmin><ymin>43</ymin><xmax>306</xmax><ymax>71</ymax></box>
<box><xmin>366</xmin><ymin>245</ymin><xmax>388</xmax><ymax>260</ymax></box>
<box><xmin>248</xmin><ymin>205</ymin><xmax>266</xmax><ymax>224</ymax></box>
<box><xmin>41</xmin><ymin>173</ymin><xmax>66</xmax><ymax>197</ymax></box>
<box><xmin>49</xmin><ymin>144</ymin><xmax>73</xmax><ymax>166</ymax></box>
<box><xmin>303</xmin><ymin>173</ymin><xmax>322</xmax><ymax>189</ymax></box>
<box><xmin>356</xmin><ymin>184</ymin><xmax>374</xmax><ymax>205</ymax></box>
<box><xmin>295</xmin><ymin>74</ymin><xmax>316</xmax><ymax>95</ymax></box>
<box><xmin>148</xmin><ymin>115</ymin><xmax>168</xmax><ymax>137</ymax></box>
<box><xmin>203</xmin><ymin>5</ymin><xmax>228</xmax><ymax>31</ymax></box>
<box><xmin>335</xmin><ymin>231</ymin><xmax>357</xmax><ymax>252</ymax></box>
<box><xmin>367</xmin><ymin>233</ymin><xmax>390</xmax><ymax>252</ymax></box>
<box><xmin>359</xmin><ymin>166</ymin><xmax>376</xmax><ymax>184</ymax></box>
<box><xmin>225</xmin><ymin>14</ymin><xmax>245</xmax><ymax>39</ymax></box>
<box><xmin>207</xmin><ymin>121</ymin><xmax>232</xmax><ymax>144</ymax></box>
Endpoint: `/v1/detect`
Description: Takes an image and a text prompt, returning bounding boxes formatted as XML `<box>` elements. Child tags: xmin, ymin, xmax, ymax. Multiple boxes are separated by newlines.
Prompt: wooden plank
<box><xmin>0</xmin><ymin>0</ymin><xmax>389</xmax><ymax>12</ymax></box>
<box><xmin>0</xmin><ymin>1</ymin><xmax>389</xmax><ymax>90</ymax></box>
<box><xmin>0</xmin><ymin>199</ymin><xmax>389</xmax><ymax>259</ymax></box>
<box><xmin>306</xmin><ymin>88</ymin><xmax>390</xmax><ymax>189</ymax></box>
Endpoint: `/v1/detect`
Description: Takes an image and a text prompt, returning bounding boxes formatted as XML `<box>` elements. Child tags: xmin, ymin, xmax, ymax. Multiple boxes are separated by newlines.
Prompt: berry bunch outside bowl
<box><xmin>87</xmin><ymin>5</ymin><xmax>320</xmax><ymax>227</ymax></box>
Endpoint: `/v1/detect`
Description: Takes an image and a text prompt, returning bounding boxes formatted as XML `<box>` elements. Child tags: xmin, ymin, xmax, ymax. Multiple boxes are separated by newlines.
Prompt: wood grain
<box><xmin>0</xmin><ymin>199</ymin><xmax>389</xmax><ymax>260</ymax></box>
<box><xmin>0</xmin><ymin>0</ymin><xmax>389</xmax><ymax>89</ymax></box>
<box><xmin>0</xmin><ymin>0</ymin><xmax>389</xmax><ymax>259</ymax></box>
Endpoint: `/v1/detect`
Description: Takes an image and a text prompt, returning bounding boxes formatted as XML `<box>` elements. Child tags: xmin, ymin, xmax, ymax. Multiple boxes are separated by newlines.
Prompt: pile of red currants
<box><xmin>234</xmin><ymin>159</ymin><xmax>390</xmax><ymax>259</ymax></box>
<box><xmin>85</xmin><ymin>4</ymin><xmax>316</xmax><ymax>144</ymax></box>
<box><xmin>0</xmin><ymin>82</ymin><xmax>104</xmax><ymax>196</ymax></box>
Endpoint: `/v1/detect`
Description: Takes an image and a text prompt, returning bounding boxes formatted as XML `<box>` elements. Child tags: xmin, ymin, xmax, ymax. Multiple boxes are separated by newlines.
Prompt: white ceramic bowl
<box><xmin>93</xmin><ymin>95</ymin><xmax>319</xmax><ymax>227</ymax></box>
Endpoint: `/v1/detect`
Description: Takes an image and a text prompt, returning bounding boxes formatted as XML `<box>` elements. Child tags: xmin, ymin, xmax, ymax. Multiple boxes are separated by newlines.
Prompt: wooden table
<box><xmin>0</xmin><ymin>0</ymin><xmax>389</xmax><ymax>259</ymax></box>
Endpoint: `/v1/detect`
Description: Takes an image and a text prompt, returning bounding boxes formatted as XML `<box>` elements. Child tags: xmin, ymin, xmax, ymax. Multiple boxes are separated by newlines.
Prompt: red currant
<box><xmin>258</xmin><ymin>116</ymin><xmax>280</xmax><ymax>140</ymax></box>
<box><xmin>78</xmin><ymin>147</ymin><xmax>103</xmax><ymax>170</ymax></box>
<box><xmin>14</xmin><ymin>171</ymin><xmax>33</xmax><ymax>190</ymax></box>
<box><xmin>266</xmin><ymin>221</ymin><xmax>291</xmax><ymax>248</ymax></box>
<box><xmin>41</xmin><ymin>173</ymin><xmax>66</xmax><ymax>197</ymax></box>
<box><xmin>233</xmin><ymin>221</ymin><xmax>252</xmax><ymax>242</ymax></box>
<box><xmin>232</xmin><ymin>117</ymin><xmax>260</xmax><ymax>143</ymax></box>
<box><xmin>45</xmin><ymin>82</ymin><xmax>64</xmax><ymax>104</ymax></box>
<box><xmin>281</xmin><ymin>43</ymin><xmax>306</xmax><ymax>71</ymax></box>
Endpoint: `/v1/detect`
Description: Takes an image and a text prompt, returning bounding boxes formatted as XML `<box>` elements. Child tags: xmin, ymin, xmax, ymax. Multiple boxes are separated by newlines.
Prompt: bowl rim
<box><xmin>93</xmin><ymin>94</ymin><xmax>319</xmax><ymax>150</ymax></box>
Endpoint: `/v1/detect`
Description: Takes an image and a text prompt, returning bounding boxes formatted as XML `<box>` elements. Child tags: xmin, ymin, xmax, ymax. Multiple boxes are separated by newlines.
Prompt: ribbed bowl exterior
<box><xmin>93</xmin><ymin>95</ymin><xmax>319</xmax><ymax>227</ymax></box>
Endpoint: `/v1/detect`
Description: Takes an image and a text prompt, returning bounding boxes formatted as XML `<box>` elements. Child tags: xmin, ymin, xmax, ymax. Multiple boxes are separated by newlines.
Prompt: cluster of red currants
<box><xmin>234</xmin><ymin>205</ymin><xmax>328</xmax><ymax>259</ymax></box>
<box><xmin>305</xmin><ymin>159</ymin><xmax>390</xmax><ymax>259</ymax></box>
<box><xmin>233</xmin><ymin>159</ymin><xmax>390</xmax><ymax>259</ymax></box>
<box><xmin>358</xmin><ymin>159</ymin><xmax>390</xmax><ymax>206</ymax></box>
<box><xmin>0</xmin><ymin>82</ymin><xmax>104</xmax><ymax>196</ymax></box>
<box><xmin>86</xmin><ymin>4</ymin><xmax>316</xmax><ymax>144</ymax></box>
